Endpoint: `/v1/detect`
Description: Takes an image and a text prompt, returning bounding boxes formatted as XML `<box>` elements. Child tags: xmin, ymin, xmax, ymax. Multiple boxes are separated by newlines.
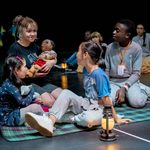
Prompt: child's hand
<box><xmin>35</xmin><ymin>97</ymin><xmax>43</xmax><ymax>104</ymax></box>
<box><xmin>116</xmin><ymin>118</ymin><xmax>132</xmax><ymax>124</ymax></box>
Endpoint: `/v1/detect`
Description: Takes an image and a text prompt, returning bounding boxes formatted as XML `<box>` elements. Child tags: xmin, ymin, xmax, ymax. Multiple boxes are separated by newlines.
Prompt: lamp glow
<box><xmin>61</xmin><ymin>63</ymin><xmax>67</xmax><ymax>69</ymax></box>
<box><xmin>101</xmin><ymin>118</ymin><xmax>114</xmax><ymax>130</ymax></box>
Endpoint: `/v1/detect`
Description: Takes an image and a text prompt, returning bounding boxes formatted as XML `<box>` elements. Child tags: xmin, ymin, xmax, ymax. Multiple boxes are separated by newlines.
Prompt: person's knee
<box><xmin>51</xmin><ymin>87</ymin><xmax>63</xmax><ymax>99</ymax></box>
<box><xmin>128</xmin><ymin>98</ymin><xmax>146</xmax><ymax>108</ymax></box>
<box><xmin>60</xmin><ymin>89</ymin><xmax>74</xmax><ymax>97</ymax></box>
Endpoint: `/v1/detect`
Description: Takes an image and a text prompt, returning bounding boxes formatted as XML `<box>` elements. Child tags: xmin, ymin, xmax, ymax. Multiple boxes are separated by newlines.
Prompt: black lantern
<box><xmin>99</xmin><ymin>105</ymin><xmax>117</xmax><ymax>141</ymax></box>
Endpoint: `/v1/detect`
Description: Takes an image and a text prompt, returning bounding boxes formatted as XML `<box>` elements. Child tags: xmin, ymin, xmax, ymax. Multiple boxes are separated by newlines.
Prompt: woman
<box><xmin>7</xmin><ymin>16</ymin><xmax>62</xmax><ymax>101</ymax></box>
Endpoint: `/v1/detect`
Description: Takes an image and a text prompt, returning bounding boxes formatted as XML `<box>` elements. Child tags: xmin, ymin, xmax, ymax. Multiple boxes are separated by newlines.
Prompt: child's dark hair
<box><xmin>3</xmin><ymin>55</ymin><xmax>25</xmax><ymax>87</ymax></box>
<box><xmin>83</xmin><ymin>41</ymin><xmax>103</xmax><ymax>64</ymax></box>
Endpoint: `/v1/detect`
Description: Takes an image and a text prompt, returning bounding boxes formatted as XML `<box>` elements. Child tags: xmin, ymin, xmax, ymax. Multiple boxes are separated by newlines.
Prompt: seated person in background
<box><xmin>91</xmin><ymin>31</ymin><xmax>108</xmax><ymax>70</ymax></box>
<box><xmin>105</xmin><ymin>19</ymin><xmax>150</xmax><ymax>108</ymax></box>
<box><xmin>132</xmin><ymin>23</ymin><xmax>150</xmax><ymax>74</ymax></box>
<box><xmin>26</xmin><ymin>39</ymin><xmax>57</xmax><ymax>77</ymax></box>
<box><xmin>66</xmin><ymin>30</ymin><xmax>92</xmax><ymax>71</ymax></box>
<box><xmin>66</xmin><ymin>51</ymin><xmax>78</xmax><ymax>70</ymax></box>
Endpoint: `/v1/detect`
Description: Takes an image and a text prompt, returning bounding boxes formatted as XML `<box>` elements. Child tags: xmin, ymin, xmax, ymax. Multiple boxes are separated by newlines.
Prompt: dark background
<box><xmin>0</xmin><ymin>1</ymin><xmax>149</xmax><ymax>60</ymax></box>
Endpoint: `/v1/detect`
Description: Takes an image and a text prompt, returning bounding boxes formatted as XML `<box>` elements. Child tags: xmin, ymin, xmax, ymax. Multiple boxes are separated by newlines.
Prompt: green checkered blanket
<box><xmin>116</xmin><ymin>105</ymin><xmax>150</xmax><ymax>122</ymax></box>
<box><xmin>1</xmin><ymin>123</ymin><xmax>91</xmax><ymax>142</ymax></box>
<box><xmin>1</xmin><ymin>105</ymin><xmax>150</xmax><ymax>142</ymax></box>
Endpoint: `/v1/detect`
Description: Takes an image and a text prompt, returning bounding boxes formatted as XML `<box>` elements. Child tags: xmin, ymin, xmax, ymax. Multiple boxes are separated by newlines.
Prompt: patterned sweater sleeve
<box><xmin>2</xmin><ymin>80</ymin><xmax>36</xmax><ymax>107</ymax></box>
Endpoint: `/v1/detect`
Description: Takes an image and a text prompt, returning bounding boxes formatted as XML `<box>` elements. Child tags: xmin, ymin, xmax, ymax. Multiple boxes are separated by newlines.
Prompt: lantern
<box><xmin>99</xmin><ymin>105</ymin><xmax>117</xmax><ymax>141</ymax></box>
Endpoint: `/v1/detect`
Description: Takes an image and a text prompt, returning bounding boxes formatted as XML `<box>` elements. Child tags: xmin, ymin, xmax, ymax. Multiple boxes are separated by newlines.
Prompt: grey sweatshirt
<box><xmin>105</xmin><ymin>41</ymin><xmax>142</xmax><ymax>87</ymax></box>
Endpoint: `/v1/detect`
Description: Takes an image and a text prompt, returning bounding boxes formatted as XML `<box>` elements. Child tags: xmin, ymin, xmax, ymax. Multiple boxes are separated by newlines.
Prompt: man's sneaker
<box><xmin>25</xmin><ymin>112</ymin><xmax>53</xmax><ymax>137</ymax></box>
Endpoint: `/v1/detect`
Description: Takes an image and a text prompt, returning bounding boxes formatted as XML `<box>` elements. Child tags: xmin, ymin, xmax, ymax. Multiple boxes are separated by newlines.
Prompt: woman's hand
<box><xmin>31</xmin><ymin>59</ymin><xmax>57</xmax><ymax>78</ymax></box>
<box><xmin>41</xmin><ymin>59</ymin><xmax>57</xmax><ymax>72</ymax></box>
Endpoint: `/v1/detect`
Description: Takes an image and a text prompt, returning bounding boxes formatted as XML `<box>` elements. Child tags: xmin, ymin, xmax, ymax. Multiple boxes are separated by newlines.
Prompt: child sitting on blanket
<box><xmin>0</xmin><ymin>56</ymin><xmax>55</xmax><ymax>127</ymax></box>
<box><xmin>25</xmin><ymin>41</ymin><xmax>132</xmax><ymax>137</ymax></box>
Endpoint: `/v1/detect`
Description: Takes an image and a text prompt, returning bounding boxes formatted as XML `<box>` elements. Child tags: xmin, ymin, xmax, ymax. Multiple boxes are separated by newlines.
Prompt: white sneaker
<box><xmin>73</xmin><ymin>110</ymin><xmax>102</xmax><ymax>128</ymax></box>
<box><xmin>57</xmin><ymin>112</ymin><xmax>75</xmax><ymax>123</ymax></box>
<box><xmin>25</xmin><ymin>112</ymin><xmax>53</xmax><ymax>137</ymax></box>
<box><xmin>24</xmin><ymin>122</ymin><xmax>30</xmax><ymax>127</ymax></box>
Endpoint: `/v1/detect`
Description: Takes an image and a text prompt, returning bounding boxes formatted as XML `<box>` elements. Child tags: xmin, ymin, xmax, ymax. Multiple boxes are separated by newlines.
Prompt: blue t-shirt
<box><xmin>83</xmin><ymin>67</ymin><xmax>111</xmax><ymax>101</ymax></box>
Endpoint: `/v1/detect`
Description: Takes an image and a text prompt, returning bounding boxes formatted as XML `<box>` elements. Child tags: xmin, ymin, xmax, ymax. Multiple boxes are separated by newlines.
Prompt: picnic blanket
<box><xmin>1</xmin><ymin>105</ymin><xmax>150</xmax><ymax>142</ymax></box>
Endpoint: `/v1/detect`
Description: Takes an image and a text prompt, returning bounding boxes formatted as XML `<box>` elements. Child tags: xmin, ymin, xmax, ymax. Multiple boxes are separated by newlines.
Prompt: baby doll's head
<box><xmin>41</xmin><ymin>39</ymin><xmax>55</xmax><ymax>52</ymax></box>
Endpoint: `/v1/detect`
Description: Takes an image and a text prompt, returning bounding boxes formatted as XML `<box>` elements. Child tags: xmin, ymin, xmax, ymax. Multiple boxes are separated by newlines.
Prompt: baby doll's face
<box><xmin>41</xmin><ymin>39</ymin><xmax>53</xmax><ymax>51</ymax></box>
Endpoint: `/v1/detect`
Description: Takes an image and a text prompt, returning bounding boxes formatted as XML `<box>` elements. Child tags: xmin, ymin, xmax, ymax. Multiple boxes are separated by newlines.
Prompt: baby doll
<box><xmin>40</xmin><ymin>39</ymin><xmax>57</xmax><ymax>61</ymax></box>
<box><xmin>39</xmin><ymin>50</ymin><xmax>57</xmax><ymax>61</ymax></box>
<box><xmin>26</xmin><ymin>39</ymin><xmax>57</xmax><ymax>77</ymax></box>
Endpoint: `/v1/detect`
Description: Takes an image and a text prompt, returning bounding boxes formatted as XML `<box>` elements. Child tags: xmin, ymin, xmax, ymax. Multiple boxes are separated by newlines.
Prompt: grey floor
<box><xmin>0</xmin><ymin>66</ymin><xmax>150</xmax><ymax>150</ymax></box>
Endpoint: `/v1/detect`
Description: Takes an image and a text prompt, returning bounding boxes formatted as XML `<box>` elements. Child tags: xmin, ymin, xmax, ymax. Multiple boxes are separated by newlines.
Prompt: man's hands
<box><xmin>115</xmin><ymin>87</ymin><xmax>126</xmax><ymax>105</ymax></box>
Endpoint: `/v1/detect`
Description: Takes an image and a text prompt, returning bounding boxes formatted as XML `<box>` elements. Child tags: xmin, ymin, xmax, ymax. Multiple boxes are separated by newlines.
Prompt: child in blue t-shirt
<box><xmin>25</xmin><ymin>41</ymin><xmax>132</xmax><ymax>137</ymax></box>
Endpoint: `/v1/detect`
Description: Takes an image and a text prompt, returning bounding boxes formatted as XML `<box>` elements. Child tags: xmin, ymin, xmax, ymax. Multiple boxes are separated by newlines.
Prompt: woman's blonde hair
<box><xmin>17</xmin><ymin>16</ymin><xmax>38</xmax><ymax>38</ymax></box>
